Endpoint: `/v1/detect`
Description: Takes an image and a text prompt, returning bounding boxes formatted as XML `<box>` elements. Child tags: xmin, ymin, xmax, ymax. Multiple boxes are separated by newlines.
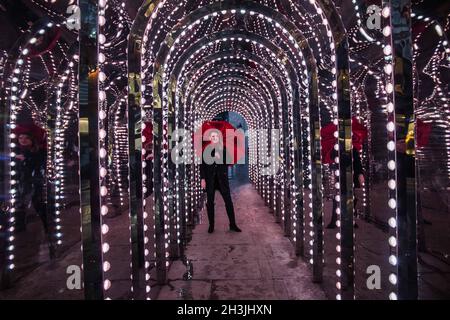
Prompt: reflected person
<box><xmin>14</xmin><ymin>132</ymin><xmax>47</xmax><ymax>233</ymax></box>
<box><xmin>327</xmin><ymin>148</ymin><xmax>364</xmax><ymax>229</ymax></box>
<box><xmin>200</xmin><ymin>130</ymin><xmax>241</xmax><ymax>234</ymax></box>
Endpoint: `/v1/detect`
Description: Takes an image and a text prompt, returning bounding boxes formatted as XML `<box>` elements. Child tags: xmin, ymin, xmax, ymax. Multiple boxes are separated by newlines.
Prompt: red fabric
<box><xmin>320</xmin><ymin>122</ymin><xmax>337</xmax><ymax>165</ymax></box>
<box><xmin>351</xmin><ymin>117</ymin><xmax>368</xmax><ymax>151</ymax></box>
<box><xmin>416</xmin><ymin>118</ymin><xmax>431</xmax><ymax>149</ymax></box>
<box><xmin>194</xmin><ymin>121</ymin><xmax>245</xmax><ymax>165</ymax></box>
<box><xmin>320</xmin><ymin>117</ymin><xmax>368</xmax><ymax>164</ymax></box>
<box><xmin>142</xmin><ymin>122</ymin><xmax>153</xmax><ymax>149</ymax></box>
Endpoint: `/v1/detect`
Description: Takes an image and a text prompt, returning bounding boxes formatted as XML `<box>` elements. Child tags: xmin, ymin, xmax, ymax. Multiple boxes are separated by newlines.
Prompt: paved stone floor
<box><xmin>156</xmin><ymin>166</ymin><xmax>327</xmax><ymax>300</ymax></box>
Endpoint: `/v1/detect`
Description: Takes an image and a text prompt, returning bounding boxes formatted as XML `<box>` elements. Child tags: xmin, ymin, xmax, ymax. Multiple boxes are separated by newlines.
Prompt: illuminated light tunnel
<box><xmin>0</xmin><ymin>0</ymin><xmax>449</xmax><ymax>301</ymax></box>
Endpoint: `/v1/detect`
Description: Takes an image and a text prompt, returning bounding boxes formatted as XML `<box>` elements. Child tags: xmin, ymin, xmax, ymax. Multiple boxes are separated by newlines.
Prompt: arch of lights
<box><xmin>129</xmin><ymin>0</ymin><xmax>348</xmax><ymax>300</ymax></box>
<box><xmin>0</xmin><ymin>0</ymin><xmax>447</xmax><ymax>301</ymax></box>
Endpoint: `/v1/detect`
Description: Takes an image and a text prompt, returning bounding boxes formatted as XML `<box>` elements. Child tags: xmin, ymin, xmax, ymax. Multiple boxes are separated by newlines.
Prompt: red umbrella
<box><xmin>320</xmin><ymin>117</ymin><xmax>368</xmax><ymax>164</ymax></box>
<box><xmin>194</xmin><ymin>121</ymin><xmax>245</xmax><ymax>165</ymax></box>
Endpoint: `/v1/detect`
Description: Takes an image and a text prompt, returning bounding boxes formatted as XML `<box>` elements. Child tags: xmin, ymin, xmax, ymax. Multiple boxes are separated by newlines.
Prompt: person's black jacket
<box><xmin>17</xmin><ymin>147</ymin><xmax>46</xmax><ymax>196</ymax></box>
<box><xmin>200</xmin><ymin>145</ymin><xmax>231</xmax><ymax>185</ymax></box>
<box><xmin>352</xmin><ymin>148</ymin><xmax>364</xmax><ymax>187</ymax></box>
<box><xmin>331</xmin><ymin>148</ymin><xmax>364</xmax><ymax>188</ymax></box>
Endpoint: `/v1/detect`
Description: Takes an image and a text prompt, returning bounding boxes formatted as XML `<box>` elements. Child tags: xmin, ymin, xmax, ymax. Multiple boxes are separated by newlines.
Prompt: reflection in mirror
<box><xmin>413</xmin><ymin>13</ymin><xmax>450</xmax><ymax>299</ymax></box>
<box><xmin>1</xmin><ymin>19</ymin><xmax>83</xmax><ymax>299</ymax></box>
<box><xmin>353</xmin><ymin>87</ymin><xmax>391</xmax><ymax>300</ymax></box>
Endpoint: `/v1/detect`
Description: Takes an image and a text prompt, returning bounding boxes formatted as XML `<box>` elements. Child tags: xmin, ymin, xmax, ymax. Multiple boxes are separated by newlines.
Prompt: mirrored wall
<box><xmin>0</xmin><ymin>0</ymin><xmax>448</xmax><ymax>301</ymax></box>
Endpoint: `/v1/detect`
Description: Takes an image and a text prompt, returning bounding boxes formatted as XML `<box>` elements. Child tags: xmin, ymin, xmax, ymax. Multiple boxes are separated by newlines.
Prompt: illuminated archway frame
<box><xmin>1</xmin><ymin>18</ymin><xmax>70</xmax><ymax>288</ymax></box>
<box><xmin>182</xmin><ymin>51</ymin><xmax>287</xmax><ymax>206</ymax></box>
<box><xmin>47</xmin><ymin>44</ymin><xmax>80</xmax><ymax>257</ymax></box>
<box><xmin>183</xmin><ymin>51</ymin><xmax>289</xmax><ymax>216</ymax></box>
<box><xmin>141</xmin><ymin>0</ymin><xmax>320</xmax><ymax>264</ymax></box>
<box><xmin>180</xmin><ymin>42</ymin><xmax>311</xmax><ymax>236</ymax></box>
<box><xmin>128</xmin><ymin>0</ymin><xmax>332</xmax><ymax>296</ymax></box>
<box><xmin>158</xmin><ymin>27</ymin><xmax>305</xmax><ymax>282</ymax></box>
<box><xmin>153</xmin><ymin>0</ymin><xmax>336</xmax><ymax>292</ymax></box>
<box><xmin>163</xmin><ymin>15</ymin><xmax>304</xmax><ymax>243</ymax></box>
<box><xmin>128</xmin><ymin>0</ymin><xmax>352</xmax><ymax>299</ymax></box>
<box><xmin>157</xmin><ymin>0</ymin><xmax>324</xmax><ymax>278</ymax></box>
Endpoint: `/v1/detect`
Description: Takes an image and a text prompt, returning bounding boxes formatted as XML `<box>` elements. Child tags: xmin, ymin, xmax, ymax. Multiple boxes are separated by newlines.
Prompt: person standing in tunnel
<box><xmin>326</xmin><ymin>148</ymin><xmax>365</xmax><ymax>229</ymax></box>
<box><xmin>14</xmin><ymin>132</ymin><xmax>47</xmax><ymax>233</ymax></box>
<box><xmin>200</xmin><ymin>129</ymin><xmax>242</xmax><ymax>234</ymax></box>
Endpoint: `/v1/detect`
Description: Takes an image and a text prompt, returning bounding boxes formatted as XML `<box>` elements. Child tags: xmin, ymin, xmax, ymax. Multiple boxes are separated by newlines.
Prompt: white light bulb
<box><xmin>103</xmin><ymin>261</ymin><xmax>111</xmax><ymax>272</ymax></box>
<box><xmin>389</xmin><ymin>292</ymin><xmax>398</xmax><ymax>300</ymax></box>
<box><xmin>388</xmin><ymin>160</ymin><xmax>396</xmax><ymax>171</ymax></box>
<box><xmin>101</xmin><ymin>205</ymin><xmax>109</xmax><ymax>216</ymax></box>
<box><xmin>389</xmin><ymin>236</ymin><xmax>397</xmax><ymax>247</ymax></box>
<box><xmin>386</xmin><ymin>83</ymin><xmax>394</xmax><ymax>94</ymax></box>
<box><xmin>384</xmin><ymin>45</ymin><xmax>392</xmax><ymax>56</ymax></box>
<box><xmin>387</xmin><ymin>103</ymin><xmax>394</xmax><ymax>113</ymax></box>
<box><xmin>387</xmin><ymin>141</ymin><xmax>396</xmax><ymax>151</ymax></box>
<box><xmin>388</xmin><ymin>218</ymin><xmax>397</xmax><ymax>229</ymax></box>
<box><xmin>102</xmin><ymin>224</ymin><xmax>109</xmax><ymax>234</ymax></box>
<box><xmin>99</xmin><ymin>147</ymin><xmax>107</xmax><ymax>158</ymax></box>
<box><xmin>387</xmin><ymin>122</ymin><xmax>395</xmax><ymax>132</ymax></box>
<box><xmin>388</xmin><ymin>198</ymin><xmax>397</xmax><ymax>209</ymax></box>
<box><xmin>103</xmin><ymin>279</ymin><xmax>111</xmax><ymax>290</ymax></box>
<box><xmin>388</xmin><ymin>179</ymin><xmax>396</xmax><ymax>190</ymax></box>
<box><xmin>384</xmin><ymin>64</ymin><xmax>393</xmax><ymax>75</ymax></box>
<box><xmin>389</xmin><ymin>255</ymin><xmax>397</xmax><ymax>266</ymax></box>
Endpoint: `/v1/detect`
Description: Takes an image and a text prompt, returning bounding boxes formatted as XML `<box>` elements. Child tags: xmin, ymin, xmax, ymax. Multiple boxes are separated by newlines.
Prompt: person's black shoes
<box><xmin>208</xmin><ymin>225</ymin><xmax>214</xmax><ymax>233</ymax></box>
<box><xmin>230</xmin><ymin>224</ymin><xmax>242</xmax><ymax>232</ymax></box>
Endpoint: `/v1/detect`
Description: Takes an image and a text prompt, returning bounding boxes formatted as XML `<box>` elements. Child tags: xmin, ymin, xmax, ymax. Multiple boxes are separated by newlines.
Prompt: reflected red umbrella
<box><xmin>142</xmin><ymin>122</ymin><xmax>153</xmax><ymax>148</ymax></box>
<box><xmin>29</xmin><ymin>27</ymin><xmax>62</xmax><ymax>57</ymax></box>
<box><xmin>351</xmin><ymin>117</ymin><xmax>368</xmax><ymax>151</ymax></box>
<box><xmin>416</xmin><ymin>118</ymin><xmax>431</xmax><ymax>149</ymax></box>
<box><xmin>320</xmin><ymin>117</ymin><xmax>368</xmax><ymax>164</ymax></box>
<box><xmin>194</xmin><ymin>120</ymin><xmax>245</xmax><ymax>165</ymax></box>
<box><xmin>12</xmin><ymin>122</ymin><xmax>47</xmax><ymax>150</ymax></box>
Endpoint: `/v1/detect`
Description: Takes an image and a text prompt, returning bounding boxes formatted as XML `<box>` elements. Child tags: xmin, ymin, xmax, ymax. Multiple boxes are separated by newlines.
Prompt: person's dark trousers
<box><xmin>206</xmin><ymin>173</ymin><xmax>237</xmax><ymax>228</ymax></box>
<box><xmin>328</xmin><ymin>197</ymin><xmax>358</xmax><ymax>227</ymax></box>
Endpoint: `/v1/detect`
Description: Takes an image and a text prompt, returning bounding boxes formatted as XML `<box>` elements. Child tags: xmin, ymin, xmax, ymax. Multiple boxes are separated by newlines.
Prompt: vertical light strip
<box><xmin>97</xmin><ymin>0</ymin><xmax>111</xmax><ymax>297</ymax></box>
<box><xmin>381</xmin><ymin>1</ymin><xmax>399</xmax><ymax>301</ymax></box>
<box><xmin>54</xmin><ymin>56</ymin><xmax>77</xmax><ymax>247</ymax></box>
<box><xmin>141</xmin><ymin>118</ymin><xmax>152</xmax><ymax>299</ymax></box>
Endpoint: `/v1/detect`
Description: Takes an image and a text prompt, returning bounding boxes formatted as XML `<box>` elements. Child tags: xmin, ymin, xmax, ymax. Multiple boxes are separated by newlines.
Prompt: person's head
<box><xmin>18</xmin><ymin>133</ymin><xmax>34</xmax><ymax>148</ymax></box>
<box><xmin>208</xmin><ymin>129</ymin><xmax>222</xmax><ymax>145</ymax></box>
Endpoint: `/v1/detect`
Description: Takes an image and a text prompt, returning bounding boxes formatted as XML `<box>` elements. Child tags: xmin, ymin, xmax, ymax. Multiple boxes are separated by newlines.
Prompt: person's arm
<box><xmin>200</xmin><ymin>150</ymin><xmax>207</xmax><ymax>189</ymax></box>
<box><xmin>352</xmin><ymin>148</ymin><xmax>363</xmax><ymax>176</ymax></box>
<box><xmin>200</xmin><ymin>162</ymin><xmax>206</xmax><ymax>179</ymax></box>
<box><xmin>353</xmin><ymin>148</ymin><xmax>365</xmax><ymax>186</ymax></box>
